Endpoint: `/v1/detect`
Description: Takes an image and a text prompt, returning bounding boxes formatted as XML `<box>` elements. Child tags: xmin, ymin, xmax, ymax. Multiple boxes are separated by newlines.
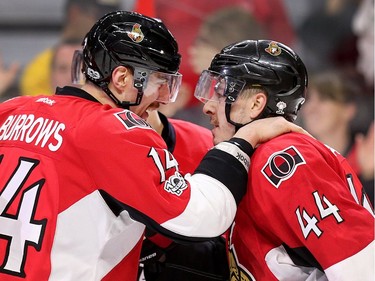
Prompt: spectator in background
<box><xmin>0</xmin><ymin>39</ymin><xmax>81</xmax><ymax>101</ymax></box>
<box><xmin>301</xmin><ymin>70</ymin><xmax>374</xmax><ymax>205</ymax></box>
<box><xmin>291</xmin><ymin>0</ymin><xmax>359</xmax><ymax>73</ymax></box>
<box><xmin>160</xmin><ymin>6</ymin><xmax>267</xmax><ymax>128</ymax></box>
<box><xmin>50</xmin><ymin>39</ymin><xmax>82</xmax><ymax>90</ymax></box>
<box><xmin>188</xmin><ymin>6</ymin><xmax>265</xmax><ymax>78</ymax></box>
<box><xmin>0</xmin><ymin>52</ymin><xmax>20</xmax><ymax>101</ymax></box>
<box><xmin>352</xmin><ymin>0</ymin><xmax>374</xmax><ymax>89</ymax></box>
<box><xmin>19</xmin><ymin>0</ymin><xmax>120</xmax><ymax>96</ymax></box>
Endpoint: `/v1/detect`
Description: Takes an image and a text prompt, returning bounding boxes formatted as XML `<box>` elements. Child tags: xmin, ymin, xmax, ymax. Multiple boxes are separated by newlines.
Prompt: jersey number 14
<box><xmin>0</xmin><ymin>156</ymin><xmax>46</xmax><ymax>277</ymax></box>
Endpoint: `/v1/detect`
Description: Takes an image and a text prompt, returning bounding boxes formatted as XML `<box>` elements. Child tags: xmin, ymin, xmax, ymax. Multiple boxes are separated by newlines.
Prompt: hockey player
<box><xmin>0</xmin><ymin>12</ymin><xmax>306</xmax><ymax>281</ymax></box>
<box><xmin>194</xmin><ymin>39</ymin><xmax>375</xmax><ymax>281</ymax></box>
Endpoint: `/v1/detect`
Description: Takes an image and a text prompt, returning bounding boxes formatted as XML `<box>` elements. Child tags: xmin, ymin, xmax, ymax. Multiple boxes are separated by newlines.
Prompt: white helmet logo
<box><xmin>276</xmin><ymin>101</ymin><xmax>287</xmax><ymax>114</ymax></box>
<box><xmin>87</xmin><ymin>67</ymin><xmax>101</xmax><ymax>80</ymax></box>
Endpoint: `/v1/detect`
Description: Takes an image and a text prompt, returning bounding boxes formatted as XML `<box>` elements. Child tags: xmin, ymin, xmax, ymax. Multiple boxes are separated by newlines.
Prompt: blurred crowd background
<box><xmin>0</xmin><ymin>0</ymin><xmax>373</xmax><ymax>135</ymax></box>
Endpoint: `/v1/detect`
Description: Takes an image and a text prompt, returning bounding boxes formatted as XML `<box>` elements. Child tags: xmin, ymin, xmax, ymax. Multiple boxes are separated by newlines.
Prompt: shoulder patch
<box><xmin>114</xmin><ymin>110</ymin><xmax>152</xmax><ymax>130</ymax></box>
<box><xmin>164</xmin><ymin>172</ymin><xmax>187</xmax><ymax>196</ymax></box>
<box><xmin>261</xmin><ymin>146</ymin><xmax>306</xmax><ymax>188</ymax></box>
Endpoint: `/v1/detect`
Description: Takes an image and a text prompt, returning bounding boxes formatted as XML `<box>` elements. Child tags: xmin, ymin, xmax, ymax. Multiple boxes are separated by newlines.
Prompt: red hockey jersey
<box><xmin>167</xmin><ymin>117</ymin><xmax>212</xmax><ymax>174</ymax></box>
<box><xmin>228</xmin><ymin>132</ymin><xmax>374</xmax><ymax>281</ymax></box>
<box><xmin>0</xmin><ymin>87</ymin><xmax>249</xmax><ymax>280</ymax></box>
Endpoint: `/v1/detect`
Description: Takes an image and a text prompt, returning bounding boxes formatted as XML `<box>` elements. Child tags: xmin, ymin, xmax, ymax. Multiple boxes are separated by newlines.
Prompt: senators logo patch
<box><xmin>265</xmin><ymin>41</ymin><xmax>282</xmax><ymax>56</ymax></box>
<box><xmin>262</xmin><ymin>146</ymin><xmax>305</xmax><ymax>188</ymax></box>
<box><xmin>127</xmin><ymin>23</ymin><xmax>144</xmax><ymax>43</ymax></box>
<box><xmin>114</xmin><ymin>110</ymin><xmax>152</xmax><ymax>130</ymax></box>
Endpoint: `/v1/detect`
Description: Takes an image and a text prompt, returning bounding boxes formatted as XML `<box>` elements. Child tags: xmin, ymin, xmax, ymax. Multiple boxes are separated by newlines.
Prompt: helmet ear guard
<box><xmin>72</xmin><ymin>50</ymin><xmax>85</xmax><ymax>85</ymax></box>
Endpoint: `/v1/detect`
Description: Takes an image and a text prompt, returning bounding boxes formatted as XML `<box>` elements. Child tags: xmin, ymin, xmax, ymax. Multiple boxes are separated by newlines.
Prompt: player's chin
<box><xmin>212</xmin><ymin>128</ymin><xmax>225</xmax><ymax>144</ymax></box>
<box><xmin>215</xmin><ymin>127</ymin><xmax>235</xmax><ymax>143</ymax></box>
<box><xmin>147</xmin><ymin>102</ymin><xmax>161</xmax><ymax>111</ymax></box>
<box><xmin>140</xmin><ymin>111</ymin><xmax>149</xmax><ymax>120</ymax></box>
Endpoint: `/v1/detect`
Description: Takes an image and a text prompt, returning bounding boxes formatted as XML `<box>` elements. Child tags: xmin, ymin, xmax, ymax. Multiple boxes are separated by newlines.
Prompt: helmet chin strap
<box><xmin>99</xmin><ymin>79</ymin><xmax>144</xmax><ymax>110</ymax></box>
<box><xmin>225</xmin><ymin>103</ymin><xmax>293</xmax><ymax>134</ymax></box>
<box><xmin>225</xmin><ymin>103</ymin><xmax>268</xmax><ymax>133</ymax></box>
<box><xmin>225</xmin><ymin>103</ymin><xmax>250</xmax><ymax>133</ymax></box>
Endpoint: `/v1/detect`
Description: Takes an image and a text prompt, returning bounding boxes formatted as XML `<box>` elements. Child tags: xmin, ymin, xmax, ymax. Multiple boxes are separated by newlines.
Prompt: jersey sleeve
<box><xmin>75</xmin><ymin>109</ymin><xmax>249</xmax><ymax>241</ymax></box>
<box><xmin>249</xmin><ymin>133</ymin><xmax>374</xmax><ymax>279</ymax></box>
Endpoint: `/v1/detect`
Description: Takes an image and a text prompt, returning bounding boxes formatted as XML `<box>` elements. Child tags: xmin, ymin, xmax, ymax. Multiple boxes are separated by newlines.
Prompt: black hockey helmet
<box><xmin>74</xmin><ymin>10</ymin><xmax>182</xmax><ymax>108</ymax></box>
<box><xmin>194</xmin><ymin>39</ymin><xmax>308</xmax><ymax>126</ymax></box>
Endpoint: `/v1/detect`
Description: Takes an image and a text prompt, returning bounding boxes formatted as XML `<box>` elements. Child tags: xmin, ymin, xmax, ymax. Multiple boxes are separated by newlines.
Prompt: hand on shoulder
<box><xmin>234</xmin><ymin>117</ymin><xmax>312</xmax><ymax>148</ymax></box>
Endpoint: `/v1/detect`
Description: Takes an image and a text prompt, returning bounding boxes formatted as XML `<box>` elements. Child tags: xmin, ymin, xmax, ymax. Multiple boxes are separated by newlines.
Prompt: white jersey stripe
<box><xmin>49</xmin><ymin>191</ymin><xmax>145</xmax><ymax>280</ymax></box>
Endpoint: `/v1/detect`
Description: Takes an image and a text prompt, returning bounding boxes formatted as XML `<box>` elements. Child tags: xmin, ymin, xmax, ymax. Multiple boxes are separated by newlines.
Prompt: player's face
<box><xmin>203</xmin><ymin>96</ymin><xmax>254</xmax><ymax>145</ymax></box>
<box><xmin>203</xmin><ymin>99</ymin><xmax>234</xmax><ymax>145</ymax></box>
<box><xmin>301</xmin><ymin>88</ymin><xmax>353</xmax><ymax>139</ymax></box>
<box><xmin>128</xmin><ymin>71</ymin><xmax>182</xmax><ymax>119</ymax></box>
<box><xmin>51</xmin><ymin>44</ymin><xmax>81</xmax><ymax>90</ymax></box>
<box><xmin>126</xmin><ymin>84</ymin><xmax>159</xmax><ymax>119</ymax></box>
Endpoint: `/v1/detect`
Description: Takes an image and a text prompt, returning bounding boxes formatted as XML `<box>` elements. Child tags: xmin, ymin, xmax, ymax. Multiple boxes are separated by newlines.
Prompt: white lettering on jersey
<box><xmin>148</xmin><ymin>147</ymin><xmax>187</xmax><ymax>196</ymax></box>
<box><xmin>347</xmin><ymin>174</ymin><xmax>374</xmax><ymax>216</ymax></box>
<box><xmin>0</xmin><ymin>114</ymin><xmax>65</xmax><ymax>152</ymax></box>
<box><xmin>295</xmin><ymin>207</ymin><xmax>322</xmax><ymax>239</ymax></box>
<box><xmin>296</xmin><ymin>191</ymin><xmax>343</xmax><ymax>239</ymax></box>
<box><xmin>313</xmin><ymin>191</ymin><xmax>343</xmax><ymax>223</ymax></box>
<box><xmin>35</xmin><ymin>97</ymin><xmax>56</xmax><ymax>106</ymax></box>
<box><xmin>0</xmin><ymin>158</ymin><xmax>46</xmax><ymax>277</ymax></box>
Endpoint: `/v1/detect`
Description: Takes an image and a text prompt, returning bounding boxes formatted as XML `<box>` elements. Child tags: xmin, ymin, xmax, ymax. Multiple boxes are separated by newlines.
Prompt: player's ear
<box><xmin>111</xmin><ymin>66</ymin><xmax>129</xmax><ymax>91</ymax></box>
<box><xmin>249</xmin><ymin>92</ymin><xmax>267</xmax><ymax>119</ymax></box>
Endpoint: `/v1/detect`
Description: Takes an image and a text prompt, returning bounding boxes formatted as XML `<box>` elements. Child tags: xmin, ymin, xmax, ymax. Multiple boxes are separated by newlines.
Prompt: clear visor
<box><xmin>194</xmin><ymin>70</ymin><xmax>227</xmax><ymax>103</ymax></box>
<box><xmin>146</xmin><ymin>70</ymin><xmax>182</xmax><ymax>103</ymax></box>
<box><xmin>194</xmin><ymin>70</ymin><xmax>246</xmax><ymax>104</ymax></box>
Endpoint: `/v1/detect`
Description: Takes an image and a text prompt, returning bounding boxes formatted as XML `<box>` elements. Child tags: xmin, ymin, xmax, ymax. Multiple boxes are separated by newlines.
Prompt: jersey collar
<box><xmin>55</xmin><ymin>86</ymin><xmax>178</xmax><ymax>152</ymax></box>
<box><xmin>158</xmin><ymin>111</ymin><xmax>176</xmax><ymax>153</ymax></box>
<box><xmin>55</xmin><ymin>86</ymin><xmax>100</xmax><ymax>103</ymax></box>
